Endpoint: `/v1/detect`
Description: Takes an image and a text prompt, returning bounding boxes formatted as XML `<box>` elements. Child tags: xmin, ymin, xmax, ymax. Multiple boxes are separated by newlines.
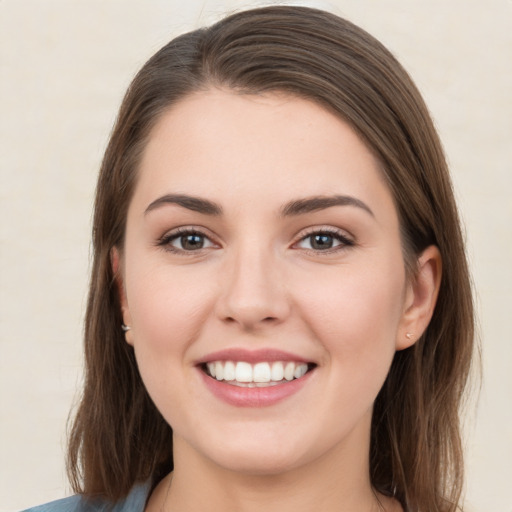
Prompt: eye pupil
<box><xmin>311</xmin><ymin>234</ymin><xmax>333</xmax><ymax>250</ymax></box>
<box><xmin>181</xmin><ymin>234</ymin><xmax>204</xmax><ymax>250</ymax></box>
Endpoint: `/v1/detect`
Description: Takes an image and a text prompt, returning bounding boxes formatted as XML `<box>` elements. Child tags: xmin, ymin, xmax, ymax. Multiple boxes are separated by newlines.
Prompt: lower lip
<box><xmin>198</xmin><ymin>368</ymin><xmax>313</xmax><ymax>407</ymax></box>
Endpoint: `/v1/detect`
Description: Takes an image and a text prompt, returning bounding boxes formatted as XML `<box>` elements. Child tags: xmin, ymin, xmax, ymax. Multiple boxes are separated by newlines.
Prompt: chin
<box><xmin>192</xmin><ymin>427</ymin><xmax>317</xmax><ymax>477</ymax></box>
<box><xmin>213</xmin><ymin>449</ymin><xmax>306</xmax><ymax>477</ymax></box>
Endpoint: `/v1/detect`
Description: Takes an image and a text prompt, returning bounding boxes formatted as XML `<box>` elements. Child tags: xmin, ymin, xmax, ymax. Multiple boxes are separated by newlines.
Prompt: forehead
<box><xmin>134</xmin><ymin>89</ymin><xmax>395</xmax><ymax>218</ymax></box>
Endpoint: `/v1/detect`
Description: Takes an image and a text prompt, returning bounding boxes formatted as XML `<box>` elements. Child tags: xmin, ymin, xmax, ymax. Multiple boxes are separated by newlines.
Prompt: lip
<box><xmin>195</xmin><ymin>348</ymin><xmax>312</xmax><ymax>365</ymax></box>
<box><xmin>195</xmin><ymin>348</ymin><xmax>316</xmax><ymax>407</ymax></box>
<box><xmin>198</xmin><ymin>366</ymin><xmax>314</xmax><ymax>407</ymax></box>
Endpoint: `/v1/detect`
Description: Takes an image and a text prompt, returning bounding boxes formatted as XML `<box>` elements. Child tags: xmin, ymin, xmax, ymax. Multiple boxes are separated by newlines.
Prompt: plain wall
<box><xmin>1</xmin><ymin>0</ymin><xmax>511</xmax><ymax>510</ymax></box>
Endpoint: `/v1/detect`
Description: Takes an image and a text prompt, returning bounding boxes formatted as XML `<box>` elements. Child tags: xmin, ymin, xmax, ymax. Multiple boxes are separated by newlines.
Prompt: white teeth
<box><xmin>271</xmin><ymin>361</ymin><xmax>284</xmax><ymax>381</ymax></box>
<box><xmin>253</xmin><ymin>362</ymin><xmax>271</xmax><ymax>383</ymax></box>
<box><xmin>215</xmin><ymin>361</ymin><xmax>224</xmax><ymax>381</ymax></box>
<box><xmin>294</xmin><ymin>363</ymin><xmax>308</xmax><ymax>379</ymax></box>
<box><xmin>284</xmin><ymin>362</ymin><xmax>295</xmax><ymax>381</ymax></box>
<box><xmin>223</xmin><ymin>361</ymin><xmax>235</xmax><ymax>381</ymax></box>
<box><xmin>235</xmin><ymin>362</ymin><xmax>253</xmax><ymax>383</ymax></box>
<box><xmin>229</xmin><ymin>381</ymin><xmax>280</xmax><ymax>388</ymax></box>
<box><xmin>205</xmin><ymin>360</ymin><xmax>311</xmax><ymax>385</ymax></box>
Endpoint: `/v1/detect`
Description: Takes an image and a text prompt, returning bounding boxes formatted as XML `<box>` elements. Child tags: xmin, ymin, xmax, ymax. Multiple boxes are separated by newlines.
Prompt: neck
<box><xmin>148</xmin><ymin>422</ymin><xmax>398</xmax><ymax>512</ymax></box>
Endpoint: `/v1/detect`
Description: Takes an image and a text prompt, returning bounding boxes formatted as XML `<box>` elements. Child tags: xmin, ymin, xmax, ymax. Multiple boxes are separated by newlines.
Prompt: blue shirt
<box><xmin>20</xmin><ymin>482</ymin><xmax>151</xmax><ymax>512</ymax></box>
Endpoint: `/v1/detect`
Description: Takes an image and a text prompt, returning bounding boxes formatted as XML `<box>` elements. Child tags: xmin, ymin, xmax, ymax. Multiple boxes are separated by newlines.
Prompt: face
<box><xmin>118</xmin><ymin>90</ymin><xmax>414</xmax><ymax>476</ymax></box>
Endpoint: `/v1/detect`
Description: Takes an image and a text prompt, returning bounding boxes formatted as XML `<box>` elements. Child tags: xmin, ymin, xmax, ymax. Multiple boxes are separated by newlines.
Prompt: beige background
<box><xmin>1</xmin><ymin>1</ymin><xmax>511</xmax><ymax>510</ymax></box>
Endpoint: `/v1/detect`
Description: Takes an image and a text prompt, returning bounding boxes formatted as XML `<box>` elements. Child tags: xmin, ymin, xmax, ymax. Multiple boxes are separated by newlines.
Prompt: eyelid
<box><xmin>155</xmin><ymin>225</ymin><xmax>354</xmax><ymax>255</ymax></box>
<box><xmin>156</xmin><ymin>226</ymin><xmax>220</xmax><ymax>254</ymax></box>
<box><xmin>292</xmin><ymin>226</ymin><xmax>355</xmax><ymax>252</ymax></box>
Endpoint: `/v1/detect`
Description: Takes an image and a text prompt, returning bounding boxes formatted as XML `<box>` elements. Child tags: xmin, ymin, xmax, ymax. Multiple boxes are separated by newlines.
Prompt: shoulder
<box><xmin>20</xmin><ymin>494</ymin><xmax>83</xmax><ymax>512</ymax></box>
<box><xmin>20</xmin><ymin>482</ymin><xmax>151</xmax><ymax>512</ymax></box>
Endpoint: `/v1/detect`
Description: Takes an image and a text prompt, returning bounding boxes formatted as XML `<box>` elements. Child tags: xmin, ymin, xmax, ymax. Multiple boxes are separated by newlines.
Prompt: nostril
<box><xmin>222</xmin><ymin>315</ymin><xmax>279</xmax><ymax>328</ymax></box>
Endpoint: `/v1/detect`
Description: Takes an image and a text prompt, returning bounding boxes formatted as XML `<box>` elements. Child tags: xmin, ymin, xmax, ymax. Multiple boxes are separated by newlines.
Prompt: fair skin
<box><xmin>113</xmin><ymin>89</ymin><xmax>441</xmax><ymax>512</ymax></box>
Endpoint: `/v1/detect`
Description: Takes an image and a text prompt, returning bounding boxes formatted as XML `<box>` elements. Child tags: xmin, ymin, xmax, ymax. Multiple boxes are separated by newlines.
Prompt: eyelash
<box><xmin>293</xmin><ymin>227</ymin><xmax>354</xmax><ymax>254</ymax></box>
<box><xmin>156</xmin><ymin>227</ymin><xmax>217</xmax><ymax>254</ymax></box>
<box><xmin>156</xmin><ymin>226</ymin><xmax>354</xmax><ymax>255</ymax></box>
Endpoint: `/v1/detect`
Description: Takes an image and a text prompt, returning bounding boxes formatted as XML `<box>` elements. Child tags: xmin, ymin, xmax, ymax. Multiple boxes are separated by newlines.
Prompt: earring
<box><xmin>121</xmin><ymin>324</ymin><xmax>131</xmax><ymax>332</ymax></box>
<box><xmin>406</xmin><ymin>332</ymin><xmax>413</xmax><ymax>340</ymax></box>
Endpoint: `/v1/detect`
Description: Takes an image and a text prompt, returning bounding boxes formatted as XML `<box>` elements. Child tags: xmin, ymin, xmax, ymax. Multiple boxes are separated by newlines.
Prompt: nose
<box><xmin>215</xmin><ymin>248</ymin><xmax>291</xmax><ymax>331</ymax></box>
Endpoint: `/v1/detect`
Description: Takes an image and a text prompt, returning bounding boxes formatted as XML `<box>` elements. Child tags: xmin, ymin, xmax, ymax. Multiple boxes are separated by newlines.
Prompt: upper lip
<box><xmin>195</xmin><ymin>348</ymin><xmax>313</xmax><ymax>365</ymax></box>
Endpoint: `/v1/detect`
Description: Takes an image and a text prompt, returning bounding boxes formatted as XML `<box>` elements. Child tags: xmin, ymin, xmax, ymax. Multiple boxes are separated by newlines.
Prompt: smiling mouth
<box><xmin>201</xmin><ymin>360</ymin><xmax>317</xmax><ymax>388</ymax></box>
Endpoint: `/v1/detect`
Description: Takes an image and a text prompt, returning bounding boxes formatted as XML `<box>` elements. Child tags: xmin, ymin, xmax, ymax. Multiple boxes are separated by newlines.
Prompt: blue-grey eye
<box><xmin>309</xmin><ymin>233</ymin><xmax>339</xmax><ymax>251</ymax></box>
<box><xmin>179</xmin><ymin>234</ymin><xmax>205</xmax><ymax>250</ymax></box>
<box><xmin>311</xmin><ymin>234</ymin><xmax>335</xmax><ymax>250</ymax></box>
<box><xmin>166</xmin><ymin>231</ymin><xmax>215</xmax><ymax>251</ymax></box>
<box><xmin>296</xmin><ymin>231</ymin><xmax>352</xmax><ymax>251</ymax></box>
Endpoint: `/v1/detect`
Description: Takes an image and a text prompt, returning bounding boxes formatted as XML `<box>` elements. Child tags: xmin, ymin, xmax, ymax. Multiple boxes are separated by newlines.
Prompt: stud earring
<box><xmin>121</xmin><ymin>324</ymin><xmax>131</xmax><ymax>332</ymax></box>
<box><xmin>405</xmin><ymin>332</ymin><xmax>413</xmax><ymax>340</ymax></box>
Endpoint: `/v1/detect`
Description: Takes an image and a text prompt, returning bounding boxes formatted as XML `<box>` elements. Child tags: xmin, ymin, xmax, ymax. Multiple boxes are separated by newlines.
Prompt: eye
<box><xmin>158</xmin><ymin>228</ymin><xmax>216</xmax><ymax>253</ymax></box>
<box><xmin>295</xmin><ymin>229</ymin><xmax>353</xmax><ymax>252</ymax></box>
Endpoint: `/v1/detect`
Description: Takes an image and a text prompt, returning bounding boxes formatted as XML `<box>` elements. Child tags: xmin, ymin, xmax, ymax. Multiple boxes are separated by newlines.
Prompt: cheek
<box><xmin>125</xmin><ymin>260</ymin><xmax>215</xmax><ymax>357</ymax></box>
<box><xmin>124</xmin><ymin>263</ymin><xmax>217</xmax><ymax>426</ymax></box>
<box><xmin>295</xmin><ymin>256</ymin><xmax>406</xmax><ymax>363</ymax></box>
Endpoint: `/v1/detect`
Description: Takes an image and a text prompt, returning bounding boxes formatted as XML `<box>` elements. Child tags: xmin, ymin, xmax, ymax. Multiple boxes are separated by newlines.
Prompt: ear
<box><xmin>111</xmin><ymin>247</ymin><xmax>134</xmax><ymax>346</ymax></box>
<box><xmin>397</xmin><ymin>245</ymin><xmax>442</xmax><ymax>350</ymax></box>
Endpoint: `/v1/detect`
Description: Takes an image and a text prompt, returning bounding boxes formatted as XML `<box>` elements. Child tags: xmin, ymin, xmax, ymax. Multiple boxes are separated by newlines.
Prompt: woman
<box><xmin>24</xmin><ymin>5</ymin><xmax>475</xmax><ymax>512</ymax></box>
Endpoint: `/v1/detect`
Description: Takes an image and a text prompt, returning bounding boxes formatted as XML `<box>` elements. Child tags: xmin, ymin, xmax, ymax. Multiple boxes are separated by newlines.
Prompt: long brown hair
<box><xmin>68</xmin><ymin>6</ymin><xmax>475</xmax><ymax>511</ymax></box>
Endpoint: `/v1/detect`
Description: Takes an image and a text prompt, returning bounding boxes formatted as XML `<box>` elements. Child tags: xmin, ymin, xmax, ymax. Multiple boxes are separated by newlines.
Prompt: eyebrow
<box><xmin>144</xmin><ymin>193</ymin><xmax>373</xmax><ymax>218</ymax></box>
<box><xmin>281</xmin><ymin>195</ymin><xmax>374</xmax><ymax>217</ymax></box>
<box><xmin>145</xmin><ymin>194</ymin><xmax>223</xmax><ymax>216</ymax></box>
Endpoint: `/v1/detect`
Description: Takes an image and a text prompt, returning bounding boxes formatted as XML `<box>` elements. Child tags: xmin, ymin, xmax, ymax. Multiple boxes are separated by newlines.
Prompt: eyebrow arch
<box><xmin>145</xmin><ymin>194</ymin><xmax>223</xmax><ymax>216</ymax></box>
<box><xmin>281</xmin><ymin>195</ymin><xmax>374</xmax><ymax>217</ymax></box>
